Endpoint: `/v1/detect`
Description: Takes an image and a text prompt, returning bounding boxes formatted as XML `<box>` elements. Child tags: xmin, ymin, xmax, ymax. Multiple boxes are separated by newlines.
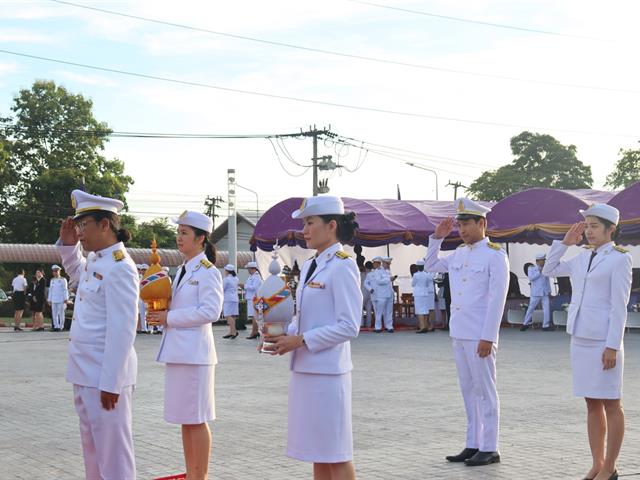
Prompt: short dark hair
<box><xmin>318</xmin><ymin>211</ymin><xmax>359</xmax><ymax>244</ymax></box>
<box><xmin>364</xmin><ymin>261</ymin><xmax>373</xmax><ymax>269</ymax></box>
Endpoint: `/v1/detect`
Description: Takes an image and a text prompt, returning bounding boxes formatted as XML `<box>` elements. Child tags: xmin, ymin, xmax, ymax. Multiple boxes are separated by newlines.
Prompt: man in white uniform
<box><xmin>521</xmin><ymin>253</ymin><xmax>553</xmax><ymax>331</ymax></box>
<box><xmin>57</xmin><ymin>190</ymin><xmax>139</xmax><ymax>480</ymax></box>
<box><xmin>372</xmin><ymin>257</ymin><xmax>395</xmax><ymax>333</ymax></box>
<box><xmin>361</xmin><ymin>261</ymin><xmax>374</xmax><ymax>328</ymax></box>
<box><xmin>424</xmin><ymin>198</ymin><xmax>509</xmax><ymax>467</ymax></box>
<box><xmin>47</xmin><ymin>265</ymin><xmax>69</xmax><ymax>331</ymax></box>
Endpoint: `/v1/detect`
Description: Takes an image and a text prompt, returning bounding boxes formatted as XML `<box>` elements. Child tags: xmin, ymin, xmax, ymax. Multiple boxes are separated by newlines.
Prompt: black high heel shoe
<box><xmin>246</xmin><ymin>332</ymin><xmax>260</xmax><ymax>340</ymax></box>
<box><xmin>230</xmin><ymin>333</ymin><xmax>239</xmax><ymax>339</ymax></box>
<box><xmin>222</xmin><ymin>333</ymin><xmax>232</xmax><ymax>339</ymax></box>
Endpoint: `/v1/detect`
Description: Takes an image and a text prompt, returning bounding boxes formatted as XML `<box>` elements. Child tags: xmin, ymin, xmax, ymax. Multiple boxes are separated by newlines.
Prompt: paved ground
<box><xmin>1</xmin><ymin>325</ymin><xmax>639</xmax><ymax>480</ymax></box>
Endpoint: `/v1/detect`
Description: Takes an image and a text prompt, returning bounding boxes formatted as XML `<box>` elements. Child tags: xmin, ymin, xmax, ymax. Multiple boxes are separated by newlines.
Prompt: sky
<box><xmin>1</xmin><ymin>0</ymin><xmax>639</xmax><ymax>224</ymax></box>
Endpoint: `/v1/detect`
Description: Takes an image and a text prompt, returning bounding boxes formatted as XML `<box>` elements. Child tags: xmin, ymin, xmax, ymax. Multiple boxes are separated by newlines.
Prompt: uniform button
<box><xmin>456</xmin><ymin>307</ymin><xmax>460</xmax><ymax>310</ymax></box>
<box><xmin>464</xmin><ymin>264</ymin><xmax>468</xmax><ymax>267</ymax></box>
<box><xmin>462</xmin><ymin>278</ymin><xmax>467</xmax><ymax>282</ymax></box>
<box><xmin>458</xmin><ymin>292</ymin><xmax>462</xmax><ymax>296</ymax></box>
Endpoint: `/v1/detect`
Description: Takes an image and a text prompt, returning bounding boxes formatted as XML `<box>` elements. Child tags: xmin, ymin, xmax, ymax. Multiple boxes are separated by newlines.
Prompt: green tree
<box><xmin>467</xmin><ymin>131</ymin><xmax>594</xmax><ymax>201</ymax></box>
<box><xmin>122</xmin><ymin>216</ymin><xmax>176</xmax><ymax>249</ymax></box>
<box><xmin>605</xmin><ymin>146</ymin><xmax>640</xmax><ymax>189</ymax></box>
<box><xmin>0</xmin><ymin>80</ymin><xmax>133</xmax><ymax>243</ymax></box>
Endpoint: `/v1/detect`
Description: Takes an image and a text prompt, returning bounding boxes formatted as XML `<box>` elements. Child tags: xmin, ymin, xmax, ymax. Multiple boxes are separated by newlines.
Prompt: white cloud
<box><xmin>0</xmin><ymin>28</ymin><xmax>54</xmax><ymax>43</ymax></box>
<box><xmin>54</xmin><ymin>70</ymin><xmax>118</xmax><ymax>88</ymax></box>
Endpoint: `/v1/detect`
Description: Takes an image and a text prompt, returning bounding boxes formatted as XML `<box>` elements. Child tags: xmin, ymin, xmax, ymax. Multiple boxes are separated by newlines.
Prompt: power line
<box><xmin>346</xmin><ymin>0</ymin><xmax>607</xmax><ymax>41</ymax></box>
<box><xmin>50</xmin><ymin>0</ymin><xmax>633</xmax><ymax>95</ymax></box>
<box><xmin>1</xmin><ymin>49</ymin><xmax>637</xmax><ymax>138</ymax></box>
<box><xmin>267</xmin><ymin>137</ymin><xmax>310</xmax><ymax>177</ymax></box>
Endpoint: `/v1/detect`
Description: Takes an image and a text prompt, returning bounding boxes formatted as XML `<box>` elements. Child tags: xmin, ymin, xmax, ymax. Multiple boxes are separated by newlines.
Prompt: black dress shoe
<box><xmin>246</xmin><ymin>333</ymin><xmax>260</xmax><ymax>340</ymax></box>
<box><xmin>520</xmin><ymin>324</ymin><xmax>530</xmax><ymax>331</ymax></box>
<box><xmin>608</xmin><ymin>471</ymin><xmax>618</xmax><ymax>480</ymax></box>
<box><xmin>386</xmin><ymin>329</ymin><xmax>394</xmax><ymax>333</ymax></box>
<box><xmin>373</xmin><ymin>329</ymin><xmax>382</xmax><ymax>333</ymax></box>
<box><xmin>465</xmin><ymin>451</ymin><xmax>500</xmax><ymax>466</ymax></box>
<box><xmin>445</xmin><ymin>448</ymin><xmax>478</xmax><ymax>463</ymax></box>
<box><xmin>542</xmin><ymin>325</ymin><xmax>556</xmax><ymax>331</ymax></box>
<box><xmin>14</xmin><ymin>327</ymin><xmax>23</xmax><ymax>332</ymax></box>
<box><xmin>416</xmin><ymin>329</ymin><xmax>427</xmax><ymax>334</ymax></box>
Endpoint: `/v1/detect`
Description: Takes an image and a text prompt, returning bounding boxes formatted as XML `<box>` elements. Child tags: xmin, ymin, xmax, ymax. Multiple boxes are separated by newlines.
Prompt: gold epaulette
<box><xmin>335</xmin><ymin>251</ymin><xmax>350</xmax><ymax>259</ymax></box>
<box><xmin>457</xmin><ymin>243</ymin><xmax>467</xmax><ymax>248</ymax></box>
<box><xmin>112</xmin><ymin>250</ymin><xmax>125</xmax><ymax>262</ymax></box>
<box><xmin>487</xmin><ymin>241</ymin><xmax>502</xmax><ymax>251</ymax></box>
<box><xmin>200</xmin><ymin>259</ymin><xmax>213</xmax><ymax>269</ymax></box>
<box><xmin>583</xmin><ymin>244</ymin><xmax>594</xmax><ymax>249</ymax></box>
<box><xmin>614</xmin><ymin>245</ymin><xmax>629</xmax><ymax>253</ymax></box>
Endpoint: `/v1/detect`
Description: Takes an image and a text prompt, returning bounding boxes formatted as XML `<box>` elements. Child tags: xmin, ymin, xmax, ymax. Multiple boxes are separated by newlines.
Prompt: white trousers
<box><xmin>374</xmin><ymin>297</ymin><xmax>393</xmax><ymax>330</ymax></box>
<box><xmin>362</xmin><ymin>295</ymin><xmax>373</xmax><ymax>327</ymax></box>
<box><xmin>523</xmin><ymin>295</ymin><xmax>551</xmax><ymax>327</ymax></box>
<box><xmin>452</xmin><ymin>339</ymin><xmax>500</xmax><ymax>452</ymax></box>
<box><xmin>138</xmin><ymin>300</ymin><xmax>148</xmax><ymax>332</ymax></box>
<box><xmin>51</xmin><ymin>303</ymin><xmax>66</xmax><ymax>329</ymax></box>
<box><xmin>73</xmin><ymin>385</ymin><xmax>136</xmax><ymax>480</ymax></box>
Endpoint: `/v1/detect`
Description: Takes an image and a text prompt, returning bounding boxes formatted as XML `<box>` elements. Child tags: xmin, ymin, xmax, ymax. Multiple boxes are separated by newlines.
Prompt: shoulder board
<box><xmin>335</xmin><ymin>251</ymin><xmax>350</xmax><ymax>259</ymax></box>
<box><xmin>112</xmin><ymin>250</ymin><xmax>125</xmax><ymax>262</ymax></box>
<box><xmin>582</xmin><ymin>244</ymin><xmax>594</xmax><ymax>249</ymax></box>
<box><xmin>614</xmin><ymin>246</ymin><xmax>629</xmax><ymax>254</ymax></box>
<box><xmin>457</xmin><ymin>243</ymin><xmax>467</xmax><ymax>249</ymax></box>
<box><xmin>200</xmin><ymin>259</ymin><xmax>213</xmax><ymax>269</ymax></box>
<box><xmin>487</xmin><ymin>241</ymin><xmax>502</xmax><ymax>251</ymax></box>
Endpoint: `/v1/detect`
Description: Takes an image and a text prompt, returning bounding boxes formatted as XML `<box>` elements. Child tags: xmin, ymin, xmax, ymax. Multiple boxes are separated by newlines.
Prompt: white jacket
<box><xmin>57</xmin><ymin>241</ymin><xmax>139</xmax><ymax>394</ymax></box>
<box><xmin>156</xmin><ymin>252</ymin><xmax>223</xmax><ymax>365</ymax></box>
<box><xmin>223</xmin><ymin>275</ymin><xmax>239</xmax><ymax>303</ymax></box>
<box><xmin>48</xmin><ymin>277</ymin><xmax>69</xmax><ymax>303</ymax></box>
<box><xmin>244</xmin><ymin>272</ymin><xmax>263</xmax><ymax>302</ymax></box>
<box><xmin>528</xmin><ymin>265</ymin><xmax>551</xmax><ymax>297</ymax></box>
<box><xmin>287</xmin><ymin>242</ymin><xmax>362</xmax><ymax>375</ymax></box>
<box><xmin>542</xmin><ymin>241</ymin><xmax>632</xmax><ymax>350</ymax></box>
<box><xmin>412</xmin><ymin>271</ymin><xmax>435</xmax><ymax>297</ymax></box>
<box><xmin>424</xmin><ymin>236</ymin><xmax>509</xmax><ymax>343</ymax></box>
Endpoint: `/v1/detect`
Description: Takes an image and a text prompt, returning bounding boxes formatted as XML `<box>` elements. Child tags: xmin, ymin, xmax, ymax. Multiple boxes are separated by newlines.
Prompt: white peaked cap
<box><xmin>291</xmin><ymin>196</ymin><xmax>345</xmax><ymax>219</ymax></box>
<box><xmin>579</xmin><ymin>203</ymin><xmax>620</xmax><ymax>225</ymax></box>
<box><xmin>71</xmin><ymin>189</ymin><xmax>124</xmax><ymax>219</ymax></box>
<box><xmin>172</xmin><ymin>210</ymin><xmax>214</xmax><ymax>234</ymax></box>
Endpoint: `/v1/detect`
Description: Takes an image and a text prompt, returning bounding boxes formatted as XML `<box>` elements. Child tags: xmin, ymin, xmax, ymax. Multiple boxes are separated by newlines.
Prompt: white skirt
<box><xmin>223</xmin><ymin>301</ymin><xmax>239</xmax><ymax>317</ymax></box>
<box><xmin>287</xmin><ymin>372</ymin><xmax>353</xmax><ymax>463</ymax></box>
<box><xmin>164</xmin><ymin>364</ymin><xmax>216</xmax><ymax>424</ymax></box>
<box><xmin>246</xmin><ymin>295</ymin><xmax>256</xmax><ymax>318</ymax></box>
<box><xmin>571</xmin><ymin>337</ymin><xmax>624</xmax><ymax>399</ymax></box>
<box><xmin>414</xmin><ymin>295</ymin><xmax>434</xmax><ymax>315</ymax></box>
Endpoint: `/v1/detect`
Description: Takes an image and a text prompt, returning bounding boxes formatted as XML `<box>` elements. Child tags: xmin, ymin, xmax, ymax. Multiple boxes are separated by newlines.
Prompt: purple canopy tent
<box><xmin>609</xmin><ymin>181</ymin><xmax>640</xmax><ymax>245</ymax></box>
<box><xmin>487</xmin><ymin>188</ymin><xmax>616</xmax><ymax>245</ymax></box>
<box><xmin>250</xmin><ymin>197</ymin><xmax>493</xmax><ymax>252</ymax></box>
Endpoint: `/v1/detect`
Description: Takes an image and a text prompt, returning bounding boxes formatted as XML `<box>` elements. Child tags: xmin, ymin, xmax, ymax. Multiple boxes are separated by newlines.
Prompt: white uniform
<box><xmin>543</xmin><ymin>241</ymin><xmax>632</xmax><ymax>399</ymax></box>
<box><xmin>244</xmin><ymin>272</ymin><xmax>263</xmax><ymax>318</ymax></box>
<box><xmin>286</xmin><ymin>242</ymin><xmax>362</xmax><ymax>463</ymax></box>
<box><xmin>425</xmin><ymin>236</ymin><xmax>509</xmax><ymax>452</ymax></box>
<box><xmin>412</xmin><ymin>270</ymin><xmax>435</xmax><ymax>315</ymax></box>
<box><xmin>223</xmin><ymin>275</ymin><xmax>239</xmax><ymax>317</ymax></box>
<box><xmin>372</xmin><ymin>267</ymin><xmax>394</xmax><ymax>330</ymax></box>
<box><xmin>523</xmin><ymin>264</ymin><xmax>552</xmax><ymax>327</ymax></box>
<box><xmin>361</xmin><ymin>270</ymin><xmax>374</xmax><ymax>327</ymax></box>
<box><xmin>48</xmin><ymin>276</ymin><xmax>69</xmax><ymax>330</ymax></box>
<box><xmin>57</xmin><ymin>240</ymin><xmax>139</xmax><ymax>480</ymax></box>
<box><xmin>156</xmin><ymin>252</ymin><xmax>223</xmax><ymax>424</ymax></box>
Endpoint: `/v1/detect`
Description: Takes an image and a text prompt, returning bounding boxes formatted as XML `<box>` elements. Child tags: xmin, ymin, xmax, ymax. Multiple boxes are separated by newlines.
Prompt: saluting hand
<box><xmin>562</xmin><ymin>222</ymin><xmax>585</xmax><ymax>246</ymax></box>
<box><xmin>602</xmin><ymin>348</ymin><xmax>617</xmax><ymax>370</ymax></box>
<box><xmin>59</xmin><ymin>217</ymin><xmax>79</xmax><ymax>246</ymax></box>
<box><xmin>434</xmin><ymin>217</ymin><xmax>455</xmax><ymax>240</ymax></box>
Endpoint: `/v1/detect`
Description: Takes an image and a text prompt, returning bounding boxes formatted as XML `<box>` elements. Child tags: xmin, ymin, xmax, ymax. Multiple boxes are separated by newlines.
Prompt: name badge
<box><xmin>93</xmin><ymin>272</ymin><xmax>103</xmax><ymax>280</ymax></box>
<box><xmin>188</xmin><ymin>280</ymin><xmax>199</xmax><ymax>286</ymax></box>
<box><xmin>307</xmin><ymin>281</ymin><xmax>325</xmax><ymax>289</ymax></box>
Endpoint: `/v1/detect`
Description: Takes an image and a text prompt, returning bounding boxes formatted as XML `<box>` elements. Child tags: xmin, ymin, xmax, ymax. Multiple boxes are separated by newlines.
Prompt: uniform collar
<box><xmin>314</xmin><ymin>242</ymin><xmax>342</xmax><ymax>267</ymax></box>
<box><xmin>183</xmin><ymin>251</ymin><xmax>206</xmax><ymax>271</ymax></box>
<box><xmin>91</xmin><ymin>241</ymin><xmax>124</xmax><ymax>259</ymax></box>
<box><xmin>467</xmin><ymin>237</ymin><xmax>488</xmax><ymax>250</ymax></box>
<box><xmin>594</xmin><ymin>241</ymin><xmax>614</xmax><ymax>255</ymax></box>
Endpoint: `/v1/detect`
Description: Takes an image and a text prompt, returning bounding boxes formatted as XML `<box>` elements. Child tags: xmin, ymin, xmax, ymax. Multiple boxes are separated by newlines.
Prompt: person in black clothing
<box><xmin>29</xmin><ymin>269</ymin><xmax>46</xmax><ymax>331</ymax></box>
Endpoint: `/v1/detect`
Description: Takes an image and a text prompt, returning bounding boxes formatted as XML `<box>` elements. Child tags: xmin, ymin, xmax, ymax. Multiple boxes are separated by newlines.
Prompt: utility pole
<box><xmin>446</xmin><ymin>180</ymin><xmax>467</xmax><ymax>200</ymax></box>
<box><xmin>227</xmin><ymin>169</ymin><xmax>237</xmax><ymax>272</ymax></box>
<box><xmin>301</xmin><ymin>125</ymin><xmax>331</xmax><ymax>196</ymax></box>
<box><xmin>204</xmin><ymin>195</ymin><xmax>224</xmax><ymax>229</ymax></box>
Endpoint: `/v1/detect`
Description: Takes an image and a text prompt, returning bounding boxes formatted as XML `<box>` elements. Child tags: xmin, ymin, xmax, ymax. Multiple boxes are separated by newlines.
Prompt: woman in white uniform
<box><xmin>412</xmin><ymin>259</ymin><xmax>435</xmax><ymax>333</ymax></box>
<box><xmin>244</xmin><ymin>261</ymin><xmax>263</xmax><ymax>339</ymax></box>
<box><xmin>222</xmin><ymin>264</ymin><xmax>240</xmax><ymax>339</ymax></box>
<box><xmin>264</xmin><ymin>196</ymin><xmax>362</xmax><ymax>480</ymax></box>
<box><xmin>147</xmin><ymin>211</ymin><xmax>223</xmax><ymax>480</ymax></box>
<box><xmin>543</xmin><ymin>204</ymin><xmax>632</xmax><ymax>480</ymax></box>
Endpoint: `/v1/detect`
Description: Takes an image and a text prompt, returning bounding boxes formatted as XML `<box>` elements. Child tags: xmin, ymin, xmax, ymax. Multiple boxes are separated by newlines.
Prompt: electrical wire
<box><xmin>346</xmin><ymin>0</ymin><xmax>607</xmax><ymax>41</ymax></box>
<box><xmin>267</xmin><ymin>137</ymin><xmax>310</xmax><ymax>177</ymax></box>
<box><xmin>48</xmin><ymin>0</ymin><xmax>629</xmax><ymax>94</ymax></box>
<box><xmin>1</xmin><ymin>49</ymin><xmax>638</xmax><ymax>138</ymax></box>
